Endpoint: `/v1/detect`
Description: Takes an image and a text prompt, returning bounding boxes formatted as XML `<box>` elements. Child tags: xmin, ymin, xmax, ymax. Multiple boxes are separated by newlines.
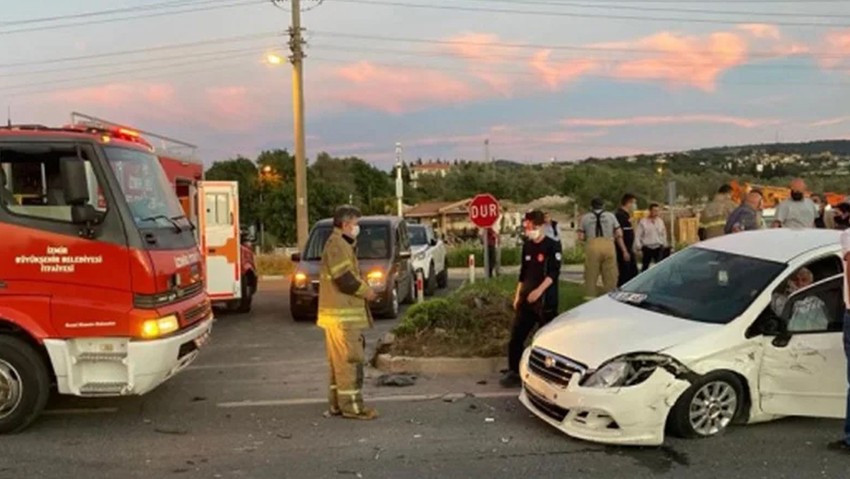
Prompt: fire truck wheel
<box><xmin>0</xmin><ymin>335</ymin><xmax>50</xmax><ymax>434</ymax></box>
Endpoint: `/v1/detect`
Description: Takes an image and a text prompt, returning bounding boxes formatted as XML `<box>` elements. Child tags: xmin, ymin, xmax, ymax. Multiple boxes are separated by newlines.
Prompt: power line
<box><xmin>0</xmin><ymin>45</ymin><xmax>276</xmax><ymax>79</ymax></box>
<box><xmin>310</xmin><ymin>31</ymin><xmax>844</xmax><ymax>60</ymax></box>
<box><xmin>308</xmin><ymin>55</ymin><xmax>849</xmax><ymax>87</ymax></box>
<box><xmin>468</xmin><ymin>0</ymin><xmax>850</xmax><ymax>19</ymax></box>
<box><xmin>328</xmin><ymin>0</ymin><xmax>850</xmax><ymax>28</ymax></box>
<box><xmin>0</xmin><ymin>0</ymin><xmax>212</xmax><ymax>27</ymax></box>
<box><xmin>0</xmin><ymin>0</ymin><xmax>264</xmax><ymax>36</ymax></box>
<box><xmin>308</xmin><ymin>43</ymin><xmax>837</xmax><ymax>71</ymax></box>
<box><xmin>0</xmin><ymin>31</ymin><xmax>281</xmax><ymax>69</ymax></box>
<box><xmin>0</xmin><ymin>48</ymin><xmax>280</xmax><ymax>95</ymax></box>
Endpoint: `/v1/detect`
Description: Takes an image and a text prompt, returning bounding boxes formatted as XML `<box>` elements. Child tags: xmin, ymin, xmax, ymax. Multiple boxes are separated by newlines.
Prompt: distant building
<box><xmin>410</xmin><ymin>161</ymin><xmax>452</xmax><ymax>188</ymax></box>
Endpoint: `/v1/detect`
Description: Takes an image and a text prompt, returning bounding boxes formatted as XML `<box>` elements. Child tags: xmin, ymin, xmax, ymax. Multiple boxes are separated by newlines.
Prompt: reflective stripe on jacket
<box><xmin>317</xmin><ymin>228</ymin><xmax>373</xmax><ymax>330</ymax></box>
<box><xmin>700</xmin><ymin>195</ymin><xmax>738</xmax><ymax>239</ymax></box>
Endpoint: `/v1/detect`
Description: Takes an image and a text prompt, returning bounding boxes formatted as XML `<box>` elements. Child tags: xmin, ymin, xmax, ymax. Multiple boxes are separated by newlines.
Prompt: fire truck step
<box><xmin>75</xmin><ymin>352</ymin><xmax>127</xmax><ymax>363</ymax></box>
<box><xmin>79</xmin><ymin>382</ymin><xmax>129</xmax><ymax>395</ymax></box>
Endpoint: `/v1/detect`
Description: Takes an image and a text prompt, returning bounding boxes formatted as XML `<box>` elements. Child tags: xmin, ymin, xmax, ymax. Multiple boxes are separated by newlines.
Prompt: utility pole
<box><xmin>289</xmin><ymin>0</ymin><xmax>309</xmax><ymax>249</ymax></box>
<box><xmin>395</xmin><ymin>142</ymin><xmax>404</xmax><ymax>217</ymax></box>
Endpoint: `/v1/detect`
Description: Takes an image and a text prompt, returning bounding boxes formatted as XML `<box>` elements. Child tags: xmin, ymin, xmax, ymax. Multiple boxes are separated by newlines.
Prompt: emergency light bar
<box><xmin>70</xmin><ymin>112</ymin><xmax>198</xmax><ymax>162</ymax></box>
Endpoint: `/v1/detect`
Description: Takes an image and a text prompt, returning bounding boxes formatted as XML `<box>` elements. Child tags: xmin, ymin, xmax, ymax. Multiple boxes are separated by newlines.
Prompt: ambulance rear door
<box><xmin>198</xmin><ymin>181</ymin><xmax>241</xmax><ymax>301</ymax></box>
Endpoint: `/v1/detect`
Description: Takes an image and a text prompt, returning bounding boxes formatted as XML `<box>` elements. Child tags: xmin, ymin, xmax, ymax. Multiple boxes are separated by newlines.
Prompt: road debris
<box><xmin>376</xmin><ymin>374</ymin><xmax>418</xmax><ymax>387</ymax></box>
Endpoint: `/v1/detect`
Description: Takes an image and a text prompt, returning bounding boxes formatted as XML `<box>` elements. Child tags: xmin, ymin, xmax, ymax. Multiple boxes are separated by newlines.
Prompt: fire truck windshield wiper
<box><xmin>138</xmin><ymin>214</ymin><xmax>183</xmax><ymax>233</ymax></box>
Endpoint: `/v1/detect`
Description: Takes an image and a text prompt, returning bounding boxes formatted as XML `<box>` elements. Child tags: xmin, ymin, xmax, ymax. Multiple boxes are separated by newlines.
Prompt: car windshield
<box><xmin>304</xmin><ymin>224</ymin><xmax>392</xmax><ymax>260</ymax></box>
<box><xmin>612</xmin><ymin>246</ymin><xmax>785</xmax><ymax>324</ymax></box>
<box><xmin>103</xmin><ymin>146</ymin><xmax>185</xmax><ymax>228</ymax></box>
<box><xmin>409</xmin><ymin>226</ymin><xmax>428</xmax><ymax>246</ymax></box>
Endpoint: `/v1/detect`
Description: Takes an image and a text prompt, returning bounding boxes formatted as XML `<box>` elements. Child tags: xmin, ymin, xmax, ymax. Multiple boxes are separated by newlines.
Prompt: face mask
<box><xmin>350</xmin><ymin>225</ymin><xmax>360</xmax><ymax>237</ymax></box>
<box><xmin>526</xmin><ymin>228</ymin><xmax>543</xmax><ymax>240</ymax></box>
<box><xmin>791</xmin><ymin>191</ymin><xmax>804</xmax><ymax>201</ymax></box>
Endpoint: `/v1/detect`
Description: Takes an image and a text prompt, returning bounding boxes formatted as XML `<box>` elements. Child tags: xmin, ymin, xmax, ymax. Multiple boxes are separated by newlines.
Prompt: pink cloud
<box><xmin>809</xmin><ymin>116</ymin><xmax>850</xmax><ymax>127</ymax></box>
<box><xmin>530</xmin><ymin>51</ymin><xmax>599</xmax><ymax>90</ymax></box>
<box><xmin>562</xmin><ymin>114</ymin><xmax>780</xmax><ymax>129</ymax></box>
<box><xmin>50</xmin><ymin>82</ymin><xmax>176</xmax><ymax>108</ymax></box>
<box><xmin>330</xmin><ymin>61</ymin><xmax>480</xmax><ymax>114</ymax></box>
<box><xmin>596</xmin><ymin>31</ymin><xmax>749</xmax><ymax>91</ymax></box>
<box><xmin>821</xmin><ymin>30</ymin><xmax>850</xmax><ymax>70</ymax></box>
<box><xmin>737</xmin><ymin>24</ymin><xmax>781</xmax><ymax>40</ymax></box>
<box><xmin>439</xmin><ymin>32</ymin><xmax>523</xmax><ymax>96</ymax></box>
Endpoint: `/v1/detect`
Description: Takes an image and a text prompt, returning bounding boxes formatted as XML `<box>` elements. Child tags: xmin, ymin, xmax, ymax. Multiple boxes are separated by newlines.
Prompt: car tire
<box><xmin>424</xmin><ymin>262</ymin><xmax>437</xmax><ymax>296</ymax></box>
<box><xmin>384</xmin><ymin>284</ymin><xmax>401</xmax><ymax>319</ymax></box>
<box><xmin>667</xmin><ymin>371</ymin><xmax>744</xmax><ymax>440</ymax></box>
<box><xmin>0</xmin><ymin>335</ymin><xmax>50</xmax><ymax>435</ymax></box>
<box><xmin>436</xmin><ymin>260</ymin><xmax>448</xmax><ymax>289</ymax></box>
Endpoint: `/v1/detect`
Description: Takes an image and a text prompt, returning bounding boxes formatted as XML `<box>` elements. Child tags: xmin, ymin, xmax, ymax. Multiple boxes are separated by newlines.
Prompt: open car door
<box><xmin>758</xmin><ymin>275</ymin><xmax>846</xmax><ymax>418</ymax></box>
<box><xmin>198</xmin><ymin>181</ymin><xmax>242</xmax><ymax>302</ymax></box>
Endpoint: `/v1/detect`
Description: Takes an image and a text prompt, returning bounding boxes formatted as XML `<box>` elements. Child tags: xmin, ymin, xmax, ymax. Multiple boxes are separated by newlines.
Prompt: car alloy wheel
<box><xmin>688</xmin><ymin>380</ymin><xmax>738</xmax><ymax>437</ymax></box>
<box><xmin>0</xmin><ymin>359</ymin><xmax>23</xmax><ymax>420</ymax></box>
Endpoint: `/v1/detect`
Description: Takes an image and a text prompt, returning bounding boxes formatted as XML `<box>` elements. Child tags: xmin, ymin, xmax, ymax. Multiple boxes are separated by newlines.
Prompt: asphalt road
<box><xmin>2</xmin><ymin>279</ymin><xmax>850</xmax><ymax>479</ymax></box>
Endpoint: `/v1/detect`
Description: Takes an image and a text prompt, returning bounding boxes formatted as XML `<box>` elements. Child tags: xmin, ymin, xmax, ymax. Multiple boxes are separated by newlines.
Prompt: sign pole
<box><xmin>482</xmin><ymin>227</ymin><xmax>490</xmax><ymax>279</ymax></box>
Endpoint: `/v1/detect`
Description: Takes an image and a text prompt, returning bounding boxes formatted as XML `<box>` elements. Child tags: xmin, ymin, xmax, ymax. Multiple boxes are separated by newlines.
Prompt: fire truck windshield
<box><xmin>103</xmin><ymin>146</ymin><xmax>186</xmax><ymax>228</ymax></box>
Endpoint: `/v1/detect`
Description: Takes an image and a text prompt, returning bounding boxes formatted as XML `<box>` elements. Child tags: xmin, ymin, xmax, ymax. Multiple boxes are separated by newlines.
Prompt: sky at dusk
<box><xmin>2</xmin><ymin>0</ymin><xmax>849</xmax><ymax>169</ymax></box>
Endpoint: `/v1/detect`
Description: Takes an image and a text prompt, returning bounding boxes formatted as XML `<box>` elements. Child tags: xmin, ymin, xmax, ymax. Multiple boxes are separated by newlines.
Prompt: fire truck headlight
<box><xmin>141</xmin><ymin>315</ymin><xmax>180</xmax><ymax>339</ymax></box>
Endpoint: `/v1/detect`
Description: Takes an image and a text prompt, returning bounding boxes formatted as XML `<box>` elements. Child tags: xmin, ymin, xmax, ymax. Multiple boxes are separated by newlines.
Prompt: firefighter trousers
<box><xmin>324</xmin><ymin>325</ymin><xmax>367</xmax><ymax>416</ymax></box>
<box><xmin>584</xmin><ymin>238</ymin><xmax>618</xmax><ymax>299</ymax></box>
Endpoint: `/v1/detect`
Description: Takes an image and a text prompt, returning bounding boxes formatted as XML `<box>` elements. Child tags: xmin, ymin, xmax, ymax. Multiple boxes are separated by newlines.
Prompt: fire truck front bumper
<box><xmin>44</xmin><ymin>316</ymin><xmax>214</xmax><ymax>397</ymax></box>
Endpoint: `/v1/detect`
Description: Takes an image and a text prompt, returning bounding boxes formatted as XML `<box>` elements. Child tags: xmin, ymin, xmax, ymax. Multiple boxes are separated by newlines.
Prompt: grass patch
<box><xmin>389</xmin><ymin>276</ymin><xmax>585</xmax><ymax>358</ymax></box>
<box><xmin>256</xmin><ymin>254</ymin><xmax>295</xmax><ymax>276</ymax></box>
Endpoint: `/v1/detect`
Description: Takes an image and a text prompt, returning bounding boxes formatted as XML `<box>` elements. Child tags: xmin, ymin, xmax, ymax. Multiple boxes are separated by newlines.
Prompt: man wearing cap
<box><xmin>500</xmin><ymin>209</ymin><xmax>561</xmax><ymax>388</ymax></box>
<box><xmin>578</xmin><ymin>198</ymin><xmax>627</xmax><ymax>300</ymax></box>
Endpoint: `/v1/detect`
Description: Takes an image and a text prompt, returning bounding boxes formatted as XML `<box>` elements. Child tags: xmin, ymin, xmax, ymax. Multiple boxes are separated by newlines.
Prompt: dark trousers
<box><xmin>843</xmin><ymin>311</ymin><xmax>850</xmax><ymax>444</ymax></box>
<box><xmin>641</xmin><ymin>246</ymin><xmax>664</xmax><ymax>271</ymax></box>
<box><xmin>616</xmin><ymin>248</ymin><xmax>638</xmax><ymax>286</ymax></box>
<box><xmin>508</xmin><ymin>302</ymin><xmax>556</xmax><ymax>373</ymax></box>
<box><xmin>487</xmin><ymin>245</ymin><xmax>497</xmax><ymax>277</ymax></box>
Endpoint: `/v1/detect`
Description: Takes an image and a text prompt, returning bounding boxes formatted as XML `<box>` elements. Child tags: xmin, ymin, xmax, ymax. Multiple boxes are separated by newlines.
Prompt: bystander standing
<box><xmin>725</xmin><ymin>191</ymin><xmax>764</xmax><ymax>234</ymax></box>
<box><xmin>773</xmin><ymin>178</ymin><xmax>818</xmax><ymax>229</ymax></box>
<box><xmin>578</xmin><ymin>198</ymin><xmax>628</xmax><ymax>300</ymax></box>
<box><xmin>614</xmin><ymin>194</ymin><xmax>638</xmax><ymax>286</ymax></box>
<box><xmin>635</xmin><ymin>203</ymin><xmax>668</xmax><ymax>271</ymax></box>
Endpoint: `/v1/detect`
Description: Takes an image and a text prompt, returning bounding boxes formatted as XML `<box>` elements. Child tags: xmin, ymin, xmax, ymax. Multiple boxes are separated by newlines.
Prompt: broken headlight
<box><xmin>581</xmin><ymin>353</ymin><xmax>687</xmax><ymax>388</ymax></box>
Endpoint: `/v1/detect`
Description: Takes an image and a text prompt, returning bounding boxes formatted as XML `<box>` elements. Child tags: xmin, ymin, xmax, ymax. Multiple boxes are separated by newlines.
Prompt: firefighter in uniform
<box><xmin>699</xmin><ymin>184</ymin><xmax>737</xmax><ymax>240</ymax></box>
<box><xmin>318</xmin><ymin>205</ymin><xmax>379</xmax><ymax>420</ymax></box>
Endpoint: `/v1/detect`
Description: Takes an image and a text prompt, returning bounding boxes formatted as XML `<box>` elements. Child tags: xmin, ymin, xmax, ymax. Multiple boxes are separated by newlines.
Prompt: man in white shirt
<box><xmin>830</xmin><ymin>228</ymin><xmax>850</xmax><ymax>451</ymax></box>
<box><xmin>635</xmin><ymin>203</ymin><xmax>668</xmax><ymax>272</ymax></box>
<box><xmin>773</xmin><ymin>178</ymin><xmax>818</xmax><ymax>229</ymax></box>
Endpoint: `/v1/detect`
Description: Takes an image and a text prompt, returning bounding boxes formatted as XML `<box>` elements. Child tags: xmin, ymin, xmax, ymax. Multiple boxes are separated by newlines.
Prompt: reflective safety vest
<box><xmin>317</xmin><ymin>228</ymin><xmax>373</xmax><ymax>330</ymax></box>
<box><xmin>700</xmin><ymin>195</ymin><xmax>738</xmax><ymax>239</ymax></box>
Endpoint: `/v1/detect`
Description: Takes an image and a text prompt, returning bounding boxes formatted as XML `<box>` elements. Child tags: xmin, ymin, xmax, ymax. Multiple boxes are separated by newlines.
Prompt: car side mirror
<box><xmin>290</xmin><ymin>252</ymin><xmax>301</xmax><ymax>262</ymax></box>
<box><xmin>60</xmin><ymin>157</ymin><xmax>90</xmax><ymax>206</ymax></box>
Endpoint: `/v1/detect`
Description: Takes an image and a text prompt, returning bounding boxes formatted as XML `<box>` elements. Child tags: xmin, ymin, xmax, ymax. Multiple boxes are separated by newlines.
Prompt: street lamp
<box><xmin>266</xmin><ymin>53</ymin><xmax>284</xmax><ymax>65</ymax></box>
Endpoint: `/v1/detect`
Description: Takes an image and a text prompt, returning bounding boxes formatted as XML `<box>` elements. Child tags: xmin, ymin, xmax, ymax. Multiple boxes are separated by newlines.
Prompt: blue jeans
<box><xmin>843</xmin><ymin>311</ymin><xmax>850</xmax><ymax>444</ymax></box>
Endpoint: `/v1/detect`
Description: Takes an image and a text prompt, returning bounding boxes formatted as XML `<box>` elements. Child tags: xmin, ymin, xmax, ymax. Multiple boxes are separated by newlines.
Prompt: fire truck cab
<box><xmin>0</xmin><ymin>123</ymin><xmax>214</xmax><ymax>434</ymax></box>
<box><xmin>69</xmin><ymin>113</ymin><xmax>257</xmax><ymax>313</ymax></box>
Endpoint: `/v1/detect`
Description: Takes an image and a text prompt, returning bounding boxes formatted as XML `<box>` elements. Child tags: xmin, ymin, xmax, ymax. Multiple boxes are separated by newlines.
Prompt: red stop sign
<box><xmin>468</xmin><ymin>193</ymin><xmax>501</xmax><ymax>229</ymax></box>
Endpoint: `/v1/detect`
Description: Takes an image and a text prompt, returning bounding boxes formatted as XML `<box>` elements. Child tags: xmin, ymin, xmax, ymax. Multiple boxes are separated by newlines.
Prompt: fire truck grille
<box><xmin>182</xmin><ymin>300</ymin><xmax>212</xmax><ymax>327</ymax></box>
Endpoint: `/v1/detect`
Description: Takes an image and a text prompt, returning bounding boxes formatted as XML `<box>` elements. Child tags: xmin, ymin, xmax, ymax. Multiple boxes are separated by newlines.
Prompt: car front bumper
<box><xmin>517</xmin><ymin>347</ymin><xmax>689</xmax><ymax>446</ymax></box>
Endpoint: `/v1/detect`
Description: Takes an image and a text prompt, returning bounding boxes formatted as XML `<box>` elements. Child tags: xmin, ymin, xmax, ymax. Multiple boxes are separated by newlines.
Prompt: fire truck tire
<box><xmin>0</xmin><ymin>335</ymin><xmax>50</xmax><ymax>435</ymax></box>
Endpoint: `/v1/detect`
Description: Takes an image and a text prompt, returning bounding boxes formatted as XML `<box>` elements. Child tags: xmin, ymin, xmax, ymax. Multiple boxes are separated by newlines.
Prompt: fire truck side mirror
<box><xmin>60</xmin><ymin>157</ymin><xmax>90</xmax><ymax>206</ymax></box>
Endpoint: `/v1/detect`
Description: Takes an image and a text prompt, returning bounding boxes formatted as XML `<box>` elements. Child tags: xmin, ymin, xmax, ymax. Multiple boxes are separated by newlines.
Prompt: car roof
<box><xmin>313</xmin><ymin>215</ymin><xmax>403</xmax><ymax>227</ymax></box>
<box><xmin>694</xmin><ymin>228</ymin><xmax>842</xmax><ymax>263</ymax></box>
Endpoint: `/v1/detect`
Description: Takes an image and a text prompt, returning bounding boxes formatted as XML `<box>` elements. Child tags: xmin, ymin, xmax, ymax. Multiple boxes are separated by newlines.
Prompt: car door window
<box><xmin>770</xmin><ymin>255</ymin><xmax>843</xmax><ymax>320</ymax></box>
<box><xmin>782</xmin><ymin>276</ymin><xmax>843</xmax><ymax>333</ymax></box>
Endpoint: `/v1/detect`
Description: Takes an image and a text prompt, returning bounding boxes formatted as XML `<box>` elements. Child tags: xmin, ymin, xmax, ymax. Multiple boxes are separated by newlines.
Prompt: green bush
<box><xmin>390</xmin><ymin>276</ymin><xmax>585</xmax><ymax>358</ymax></box>
<box><xmin>446</xmin><ymin>243</ymin><xmax>585</xmax><ymax>267</ymax></box>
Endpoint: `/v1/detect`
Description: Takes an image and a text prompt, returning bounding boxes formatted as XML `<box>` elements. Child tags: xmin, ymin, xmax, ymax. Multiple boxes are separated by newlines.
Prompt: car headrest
<box><xmin>0</xmin><ymin>167</ymin><xmax>6</xmax><ymax>186</ymax></box>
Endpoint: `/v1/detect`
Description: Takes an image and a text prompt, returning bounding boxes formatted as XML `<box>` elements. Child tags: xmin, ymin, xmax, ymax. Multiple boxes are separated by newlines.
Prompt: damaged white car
<box><xmin>519</xmin><ymin>228</ymin><xmax>847</xmax><ymax>446</ymax></box>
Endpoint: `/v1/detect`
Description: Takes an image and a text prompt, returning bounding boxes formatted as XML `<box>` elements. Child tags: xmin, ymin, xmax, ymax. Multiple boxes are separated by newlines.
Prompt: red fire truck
<box><xmin>68</xmin><ymin>113</ymin><xmax>257</xmax><ymax>313</ymax></box>
<box><xmin>0</xmin><ymin>122</ymin><xmax>214</xmax><ymax>433</ymax></box>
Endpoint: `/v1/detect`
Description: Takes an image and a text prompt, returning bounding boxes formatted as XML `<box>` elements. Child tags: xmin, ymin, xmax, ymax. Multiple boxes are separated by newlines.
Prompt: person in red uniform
<box><xmin>500</xmin><ymin>209</ymin><xmax>562</xmax><ymax>388</ymax></box>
